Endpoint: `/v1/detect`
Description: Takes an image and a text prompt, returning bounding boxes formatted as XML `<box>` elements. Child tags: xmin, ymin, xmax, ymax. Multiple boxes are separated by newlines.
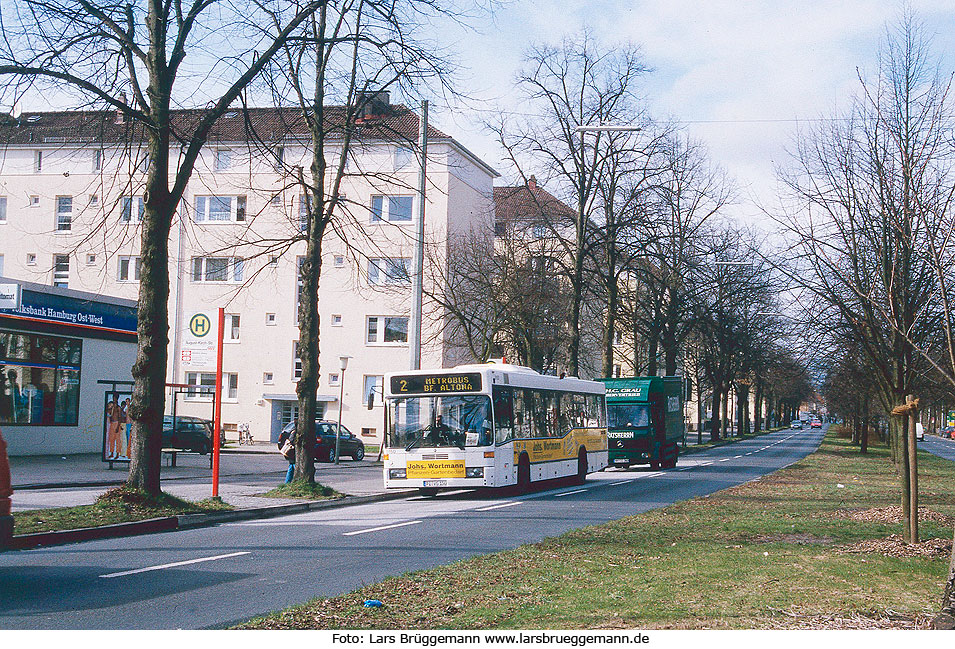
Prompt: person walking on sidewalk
<box><xmin>277</xmin><ymin>427</ymin><xmax>295</xmax><ymax>484</ymax></box>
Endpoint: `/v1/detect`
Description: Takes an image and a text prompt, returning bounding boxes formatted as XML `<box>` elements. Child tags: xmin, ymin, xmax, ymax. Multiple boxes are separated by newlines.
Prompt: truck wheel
<box><xmin>517</xmin><ymin>454</ymin><xmax>531</xmax><ymax>493</ymax></box>
<box><xmin>575</xmin><ymin>447</ymin><xmax>588</xmax><ymax>485</ymax></box>
<box><xmin>663</xmin><ymin>443</ymin><xmax>679</xmax><ymax>469</ymax></box>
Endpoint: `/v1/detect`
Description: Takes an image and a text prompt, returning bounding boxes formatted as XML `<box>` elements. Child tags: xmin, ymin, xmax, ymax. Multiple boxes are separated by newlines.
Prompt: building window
<box><xmin>270</xmin><ymin>194</ymin><xmax>282</xmax><ymax>206</ymax></box>
<box><xmin>363</xmin><ymin>375</ymin><xmax>383</xmax><ymax>407</ymax></box>
<box><xmin>121</xmin><ymin>196</ymin><xmax>145</xmax><ymax>222</ymax></box>
<box><xmin>370</xmin><ymin>195</ymin><xmax>413</xmax><ymax>223</ymax></box>
<box><xmin>281</xmin><ymin>402</ymin><xmax>299</xmax><ymax>429</ymax></box>
<box><xmin>191</xmin><ymin>257</ymin><xmax>244</xmax><ymax>282</ymax></box>
<box><xmin>273</xmin><ymin>146</ymin><xmax>284</xmax><ymax>171</ymax></box>
<box><xmin>268</xmin><ymin>256</ymin><xmax>279</xmax><ymax>268</ymax></box>
<box><xmin>193</xmin><ymin>195</ymin><xmax>246</xmax><ymax>222</ymax></box>
<box><xmin>185</xmin><ymin>372</ymin><xmax>215</xmax><ymax>401</ymax></box>
<box><xmin>298</xmin><ymin>195</ymin><xmax>309</xmax><ymax>232</ymax></box>
<box><xmin>93</xmin><ymin>149</ymin><xmax>102</xmax><ymax>172</ymax></box>
<box><xmin>366</xmin><ymin>316</ymin><xmax>408</xmax><ymax>344</ymax></box>
<box><xmin>214</xmin><ymin>148</ymin><xmax>232</xmax><ymax>171</ymax></box>
<box><xmin>361</xmin><ymin>427</ymin><xmax>377</xmax><ymax>437</ymax></box>
<box><xmin>394</xmin><ymin>146</ymin><xmax>414</xmax><ymax>169</ymax></box>
<box><xmin>367</xmin><ymin>257</ymin><xmax>410</xmax><ymax>285</ymax></box>
<box><xmin>34</xmin><ymin>150</ymin><xmax>42</xmax><ymax>173</ymax></box>
<box><xmin>613</xmin><ymin>330</ymin><xmax>623</xmax><ymax>346</ymax></box>
<box><xmin>118</xmin><ymin>256</ymin><xmax>141</xmax><ymax>282</ymax></box>
<box><xmin>0</xmin><ymin>330</ymin><xmax>82</xmax><ymax>425</ymax></box>
<box><xmin>86</xmin><ymin>254</ymin><xmax>96</xmax><ymax>266</ymax></box>
<box><xmin>263</xmin><ymin>372</ymin><xmax>274</xmax><ymax>385</ymax></box>
<box><xmin>225</xmin><ymin>373</ymin><xmax>238</xmax><ymax>401</ymax></box>
<box><xmin>331</xmin><ymin>314</ymin><xmax>342</xmax><ymax>327</ymax></box>
<box><xmin>0</xmin><ymin>196</ymin><xmax>6</xmax><ymax>222</ymax></box>
<box><xmin>333</xmin><ymin>255</ymin><xmax>345</xmax><ymax>268</ymax></box>
<box><xmin>29</xmin><ymin>195</ymin><xmax>39</xmax><ymax>206</ymax></box>
<box><xmin>53</xmin><ymin>255</ymin><xmax>69</xmax><ymax>287</ymax></box>
<box><xmin>329</xmin><ymin>373</ymin><xmax>340</xmax><ymax>386</ymax></box>
<box><xmin>55</xmin><ymin>196</ymin><xmax>72</xmax><ymax>231</ymax></box>
<box><xmin>613</xmin><ymin>364</ymin><xmax>622</xmax><ymax>378</ymax></box>
<box><xmin>26</xmin><ymin>253</ymin><xmax>36</xmax><ymax>266</ymax></box>
<box><xmin>293</xmin><ymin>342</ymin><xmax>302</xmax><ymax>380</ymax></box>
<box><xmin>226</xmin><ymin>314</ymin><xmax>240</xmax><ymax>341</ymax></box>
<box><xmin>89</xmin><ymin>194</ymin><xmax>99</xmax><ymax>206</ymax></box>
<box><xmin>266</xmin><ymin>313</ymin><xmax>276</xmax><ymax>325</ymax></box>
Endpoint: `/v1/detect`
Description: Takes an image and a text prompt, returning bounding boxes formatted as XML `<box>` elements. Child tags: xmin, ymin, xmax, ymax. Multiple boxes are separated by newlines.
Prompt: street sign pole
<box><xmin>212</xmin><ymin>307</ymin><xmax>225</xmax><ymax>497</ymax></box>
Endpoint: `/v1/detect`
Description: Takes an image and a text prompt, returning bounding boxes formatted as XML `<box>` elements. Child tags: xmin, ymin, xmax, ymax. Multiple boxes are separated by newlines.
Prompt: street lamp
<box><xmin>335</xmin><ymin>355</ymin><xmax>352</xmax><ymax>465</ymax></box>
<box><xmin>574</xmin><ymin>125</ymin><xmax>643</xmax><ymax>133</ymax></box>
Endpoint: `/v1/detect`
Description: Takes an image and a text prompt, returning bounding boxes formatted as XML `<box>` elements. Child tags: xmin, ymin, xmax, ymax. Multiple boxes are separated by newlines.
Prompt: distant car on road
<box><xmin>280</xmin><ymin>420</ymin><xmax>365</xmax><ymax>462</ymax></box>
<box><xmin>790</xmin><ymin>420</ymin><xmax>802</xmax><ymax>429</ymax></box>
<box><xmin>916</xmin><ymin>423</ymin><xmax>924</xmax><ymax>441</ymax></box>
<box><xmin>942</xmin><ymin>427</ymin><xmax>953</xmax><ymax>439</ymax></box>
<box><xmin>810</xmin><ymin>420</ymin><xmax>822</xmax><ymax>429</ymax></box>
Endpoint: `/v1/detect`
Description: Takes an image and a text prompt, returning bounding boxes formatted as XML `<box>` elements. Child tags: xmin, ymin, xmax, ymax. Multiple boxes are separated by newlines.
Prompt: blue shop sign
<box><xmin>0</xmin><ymin>286</ymin><xmax>137</xmax><ymax>335</ymax></box>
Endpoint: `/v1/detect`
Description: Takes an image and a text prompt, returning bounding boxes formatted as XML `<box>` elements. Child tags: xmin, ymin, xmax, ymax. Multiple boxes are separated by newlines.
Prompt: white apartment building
<box><xmin>0</xmin><ymin>100</ymin><xmax>498</xmax><ymax>450</ymax></box>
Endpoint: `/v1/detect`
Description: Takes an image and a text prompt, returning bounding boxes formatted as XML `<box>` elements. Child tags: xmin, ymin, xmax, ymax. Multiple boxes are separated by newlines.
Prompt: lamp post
<box><xmin>335</xmin><ymin>355</ymin><xmax>351</xmax><ymax>465</ymax></box>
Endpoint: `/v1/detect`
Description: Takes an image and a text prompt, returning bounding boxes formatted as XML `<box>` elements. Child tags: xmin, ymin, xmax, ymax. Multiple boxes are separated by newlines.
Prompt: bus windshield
<box><xmin>388</xmin><ymin>395</ymin><xmax>492</xmax><ymax>450</ymax></box>
<box><xmin>607</xmin><ymin>403</ymin><xmax>650</xmax><ymax>429</ymax></box>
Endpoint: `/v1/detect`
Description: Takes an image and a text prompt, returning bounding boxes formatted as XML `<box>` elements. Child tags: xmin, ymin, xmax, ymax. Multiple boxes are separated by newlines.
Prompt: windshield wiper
<box><xmin>404</xmin><ymin>429</ymin><xmax>428</xmax><ymax>451</ymax></box>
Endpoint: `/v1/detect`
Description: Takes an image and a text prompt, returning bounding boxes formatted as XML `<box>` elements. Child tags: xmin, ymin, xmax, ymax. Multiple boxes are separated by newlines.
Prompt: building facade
<box><xmin>0</xmin><ymin>102</ymin><xmax>497</xmax><ymax>449</ymax></box>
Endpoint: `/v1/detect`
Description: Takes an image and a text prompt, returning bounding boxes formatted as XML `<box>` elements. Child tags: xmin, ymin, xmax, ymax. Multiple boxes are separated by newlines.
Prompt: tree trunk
<box><xmin>907</xmin><ymin>396</ymin><xmax>918</xmax><ymax>544</ymax></box>
<box><xmin>602</xmin><ymin>277</ymin><xmax>619</xmax><ymax>378</ymax></box>
<box><xmin>861</xmin><ymin>414</ymin><xmax>868</xmax><ymax>454</ymax></box>
<box><xmin>710</xmin><ymin>385</ymin><xmax>721</xmax><ymax>442</ymax></box>
<box><xmin>754</xmin><ymin>383</ymin><xmax>763</xmax><ymax>432</ymax></box>
<box><xmin>647</xmin><ymin>332</ymin><xmax>659</xmax><ymax>377</ymax></box>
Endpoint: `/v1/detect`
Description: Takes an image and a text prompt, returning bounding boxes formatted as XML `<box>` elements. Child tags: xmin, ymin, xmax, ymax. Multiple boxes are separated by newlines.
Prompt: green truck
<box><xmin>599</xmin><ymin>377</ymin><xmax>685</xmax><ymax>469</ymax></box>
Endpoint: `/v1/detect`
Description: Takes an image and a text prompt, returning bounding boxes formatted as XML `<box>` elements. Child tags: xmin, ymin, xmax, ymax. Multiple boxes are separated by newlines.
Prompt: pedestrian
<box><xmin>277</xmin><ymin>427</ymin><xmax>295</xmax><ymax>483</ymax></box>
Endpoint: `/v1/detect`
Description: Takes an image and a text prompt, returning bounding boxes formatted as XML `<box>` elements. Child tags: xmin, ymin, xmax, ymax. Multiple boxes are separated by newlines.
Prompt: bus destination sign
<box><xmin>391</xmin><ymin>372</ymin><xmax>482</xmax><ymax>394</ymax></box>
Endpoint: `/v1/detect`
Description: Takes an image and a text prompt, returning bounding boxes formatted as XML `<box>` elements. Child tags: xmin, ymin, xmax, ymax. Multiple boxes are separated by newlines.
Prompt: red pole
<box><xmin>212</xmin><ymin>307</ymin><xmax>225</xmax><ymax>497</ymax></box>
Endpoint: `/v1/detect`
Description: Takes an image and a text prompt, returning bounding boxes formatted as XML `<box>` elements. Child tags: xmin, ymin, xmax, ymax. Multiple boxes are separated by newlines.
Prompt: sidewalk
<box><xmin>9</xmin><ymin>444</ymin><xmax>391</xmax><ymax>511</ymax></box>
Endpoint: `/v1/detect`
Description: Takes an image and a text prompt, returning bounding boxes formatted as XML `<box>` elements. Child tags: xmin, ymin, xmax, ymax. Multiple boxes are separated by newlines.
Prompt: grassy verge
<box><xmin>13</xmin><ymin>487</ymin><xmax>233</xmax><ymax>536</ymax></box>
<box><xmin>238</xmin><ymin>431</ymin><xmax>954</xmax><ymax>630</ymax></box>
<box><xmin>259</xmin><ymin>481</ymin><xmax>342</xmax><ymax>500</ymax></box>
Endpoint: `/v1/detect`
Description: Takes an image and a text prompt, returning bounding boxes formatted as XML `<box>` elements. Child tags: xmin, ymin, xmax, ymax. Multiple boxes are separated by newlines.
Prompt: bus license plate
<box><xmin>423</xmin><ymin>480</ymin><xmax>447</xmax><ymax>487</ymax></box>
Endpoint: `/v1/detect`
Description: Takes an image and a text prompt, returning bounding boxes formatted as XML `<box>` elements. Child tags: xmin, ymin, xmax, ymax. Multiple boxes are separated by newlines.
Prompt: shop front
<box><xmin>0</xmin><ymin>278</ymin><xmax>137</xmax><ymax>456</ymax></box>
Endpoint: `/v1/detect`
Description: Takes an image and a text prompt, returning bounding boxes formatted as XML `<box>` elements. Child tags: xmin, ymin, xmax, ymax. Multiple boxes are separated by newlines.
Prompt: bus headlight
<box><xmin>389</xmin><ymin>468</ymin><xmax>407</xmax><ymax>479</ymax></box>
<box><xmin>465</xmin><ymin>467</ymin><xmax>484</xmax><ymax>478</ymax></box>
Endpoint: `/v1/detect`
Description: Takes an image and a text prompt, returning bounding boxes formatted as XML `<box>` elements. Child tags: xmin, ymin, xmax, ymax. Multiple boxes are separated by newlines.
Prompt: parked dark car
<box><xmin>162</xmin><ymin>415</ymin><xmax>213</xmax><ymax>454</ymax></box>
<box><xmin>280</xmin><ymin>420</ymin><xmax>365</xmax><ymax>462</ymax></box>
<box><xmin>941</xmin><ymin>426</ymin><xmax>954</xmax><ymax>439</ymax></box>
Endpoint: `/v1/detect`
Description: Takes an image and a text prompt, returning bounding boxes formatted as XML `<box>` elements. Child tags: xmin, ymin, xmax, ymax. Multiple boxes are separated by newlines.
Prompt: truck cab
<box><xmin>599</xmin><ymin>377</ymin><xmax>684</xmax><ymax>469</ymax></box>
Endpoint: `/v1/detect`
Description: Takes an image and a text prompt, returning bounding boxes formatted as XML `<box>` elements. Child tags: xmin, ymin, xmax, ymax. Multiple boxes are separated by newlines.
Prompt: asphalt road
<box><xmin>0</xmin><ymin>425</ymin><xmax>826</xmax><ymax>630</ymax></box>
<box><xmin>919</xmin><ymin>434</ymin><xmax>955</xmax><ymax>461</ymax></box>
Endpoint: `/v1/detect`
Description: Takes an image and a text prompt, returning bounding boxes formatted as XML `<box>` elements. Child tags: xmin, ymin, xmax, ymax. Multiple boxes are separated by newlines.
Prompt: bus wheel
<box><xmin>418</xmin><ymin>487</ymin><xmax>438</xmax><ymax>497</ymax></box>
<box><xmin>517</xmin><ymin>454</ymin><xmax>531</xmax><ymax>493</ymax></box>
<box><xmin>575</xmin><ymin>448</ymin><xmax>588</xmax><ymax>485</ymax></box>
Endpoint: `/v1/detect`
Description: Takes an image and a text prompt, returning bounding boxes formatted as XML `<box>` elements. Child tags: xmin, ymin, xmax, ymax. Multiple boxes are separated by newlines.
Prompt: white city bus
<box><xmin>383</xmin><ymin>364</ymin><xmax>608</xmax><ymax>495</ymax></box>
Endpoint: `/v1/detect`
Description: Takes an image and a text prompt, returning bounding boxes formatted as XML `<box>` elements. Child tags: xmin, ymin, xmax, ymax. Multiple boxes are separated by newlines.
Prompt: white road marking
<box><xmin>476</xmin><ymin>501</ymin><xmax>523</xmax><ymax>512</ymax></box>
<box><xmin>554</xmin><ymin>488</ymin><xmax>589</xmax><ymax>497</ymax></box>
<box><xmin>610</xmin><ymin>479</ymin><xmax>636</xmax><ymax>486</ymax></box>
<box><xmin>343</xmin><ymin>520</ymin><xmax>422</xmax><ymax>536</ymax></box>
<box><xmin>719</xmin><ymin>458</ymin><xmax>730</xmax><ymax>462</ymax></box>
<box><xmin>734</xmin><ymin>455</ymin><xmax>743</xmax><ymax>459</ymax></box>
<box><xmin>699</xmin><ymin>461</ymin><xmax>713</xmax><ymax>466</ymax></box>
<box><xmin>745</xmin><ymin>452</ymin><xmax>754</xmax><ymax>456</ymax></box>
<box><xmin>99</xmin><ymin>552</ymin><xmax>250</xmax><ymax>579</ymax></box>
<box><xmin>646</xmin><ymin>472</ymin><xmax>664</xmax><ymax>477</ymax></box>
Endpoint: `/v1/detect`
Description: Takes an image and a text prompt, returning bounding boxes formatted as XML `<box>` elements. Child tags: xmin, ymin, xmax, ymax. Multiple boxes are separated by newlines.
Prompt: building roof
<box><xmin>494</xmin><ymin>176</ymin><xmax>576</xmax><ymax>227</ymax></box>
<box><xmin>0</xmin><ymin>105</ymin><xmax>451</xmax><ymax>147</ymax></box>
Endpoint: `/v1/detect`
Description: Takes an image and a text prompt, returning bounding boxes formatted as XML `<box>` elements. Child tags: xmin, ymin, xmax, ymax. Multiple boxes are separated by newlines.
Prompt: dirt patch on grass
<box><xmin>766</xmin><ymin>607</ymin><xmax>933</xmax><ymax>629</ymax></box>
<box><xmin>750</xmin><ymin>533</ymin><xmax>834</xmax><ymax>545</ymax></box>
<box><xmin>833</xmin><ymin>505</ymin><xmax>955</xmax><ymax>526</ymax></box>
<box><xmin>838</xmin><ymin>534</ymin><xmax>952</xmax><ymax>558</ymax></box>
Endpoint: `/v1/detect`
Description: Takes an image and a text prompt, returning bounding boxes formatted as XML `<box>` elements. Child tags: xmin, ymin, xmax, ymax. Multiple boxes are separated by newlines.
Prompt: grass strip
<box><xmin>238</xmin><ymin>431</ymin><xmax>954</xmax><ymax>630</ymax></box>
<box><xmin>12</xmin><ymin>487</ymin><xmax>233</xmax><ymax>536</ymax></box>
<box><xmin>259</xmin><ymin>481</ymin><xmax>342</xmax><ymax>500</ymax></box>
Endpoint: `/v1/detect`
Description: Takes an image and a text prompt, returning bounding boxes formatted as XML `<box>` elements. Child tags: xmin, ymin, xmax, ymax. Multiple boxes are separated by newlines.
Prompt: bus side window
<box><xmin>514</xmin><ymin>389</ymin><xmax>529</xmax><ymax>439</ymax></box>
<box><xmin>493</xmin><ymin>387</ymin><xmax>514</xmax><ymax>443</ymax></box>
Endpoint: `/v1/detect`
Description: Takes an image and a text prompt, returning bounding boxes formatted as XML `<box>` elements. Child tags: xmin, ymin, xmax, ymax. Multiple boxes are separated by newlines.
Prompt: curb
<box><xmin>3</xmin><ymin>489</ymin><xmax>416</xmax><ymax>551</ymax></box>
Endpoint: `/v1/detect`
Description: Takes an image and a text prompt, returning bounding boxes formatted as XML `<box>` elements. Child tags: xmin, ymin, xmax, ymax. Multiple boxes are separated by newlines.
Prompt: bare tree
<box><xmin>0</xmin><ymin>1</ymin><xmax>324</xmax><ymax>496</ymax></box>
<box><xmin>491</xmin><ymin>33</ymin><xmax>649</xmax><ymax>377</ymax></box>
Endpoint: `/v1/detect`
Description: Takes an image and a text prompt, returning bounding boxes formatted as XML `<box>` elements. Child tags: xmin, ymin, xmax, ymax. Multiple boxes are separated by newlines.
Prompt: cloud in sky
<box><xmin>435</xmin><ymin>0</ymin><xmax>955</xmax><ymax>225</ymax></box>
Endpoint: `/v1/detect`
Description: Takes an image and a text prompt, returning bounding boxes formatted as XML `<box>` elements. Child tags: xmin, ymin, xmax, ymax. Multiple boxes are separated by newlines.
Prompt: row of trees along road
<box><xmin>0</xmin><ymin>0</ymin><xmax>463</xmax><ymax>491</ymax></box>
<box><xmin>430</xmin><ymin>34</ymin><xmax>813</xmax><ymax>442</ymax></box>
<box><xmin>776</xmin><ymin>13</ymin><xmax>955</xmax><ymax>626</ymax></box>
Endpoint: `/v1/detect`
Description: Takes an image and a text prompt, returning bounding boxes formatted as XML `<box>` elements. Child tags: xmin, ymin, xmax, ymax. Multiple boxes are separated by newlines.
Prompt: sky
<box><xmin>428</xmin><ymin>0</ymin><xmax>955</xmax><ymax>227</ymax></box>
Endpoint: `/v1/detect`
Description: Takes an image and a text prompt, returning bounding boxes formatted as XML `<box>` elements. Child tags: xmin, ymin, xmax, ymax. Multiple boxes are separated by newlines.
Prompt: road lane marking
<box><xmin>719</xmin><ymin>458</ymin><xmax>730</xmax><ymax>462</ymax></box>
<box><xmin>476</xmin><ymin>501</ymin><xmax>523</xmax><ymax>511</ymax></box>
<box><xmin>734</xmin><ymin>455</ymin><xmax>742</xmax><ymax>459</ymax></box>
<box><xmin>699</xmin><ymin>461</ymin><xmax>713</xmax><ymax>466</ymax></box>
<box><xmin>555</xmin><ymin>488</ymin><xmax>589</xmax><ymax>497</ymax></box>
<box><xmin>99</xmin><ymin>552</ymin><xmax>250</xmax><ymax>578</ymax></box>
<box><xmin>646</xmin><ymin>472</ymin><xmax>664</xmax><ymax>477</ymax></box>
<box><xmin>343</xmin><ymin>520</ymin><xmax>422</xmax><ymax>536</ymax></box>
<box><xmin>610</xmin><ymin>479</ymin><xmax>636</xmax><ymax>486</ymax></box>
